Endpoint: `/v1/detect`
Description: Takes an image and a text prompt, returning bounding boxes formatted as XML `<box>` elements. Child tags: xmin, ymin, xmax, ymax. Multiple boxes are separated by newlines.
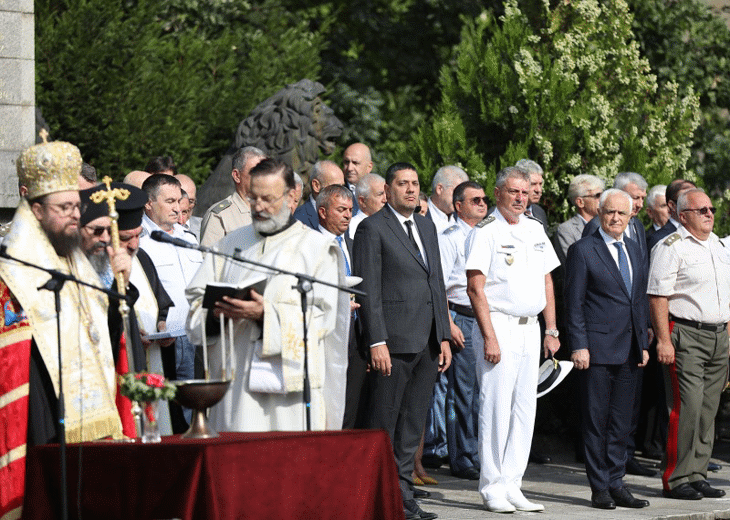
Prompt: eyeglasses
<box><xmin>43</xmin><ymin>202</ymin><xmax>80</xmax><ymax>216</ymax></box>
<box><xmin>682</xmin><ymin>206</ymin><xmax>716</xmax><ymax>216</ymax></box>
<box><xmin>467</xmin><ymin>196</ymin><xmax>489</xmax><ymax>206</ymax></box>
<box><xmin>247</xmin><ymin>191</ymin><xmax>289</xmax><ymax>209</ymax></box>
<box><xmin>84</xmin><ymin>225</ymin><xmax>111</xmax><ymax>237</ymax></box>
<box><xmin>581</xmin><ymin>192</ymin><xmax>602</xmax><ymax>200</ymax></box>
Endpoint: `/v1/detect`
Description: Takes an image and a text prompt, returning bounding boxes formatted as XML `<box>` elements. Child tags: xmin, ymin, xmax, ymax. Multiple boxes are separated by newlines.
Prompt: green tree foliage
<box><xmin>35</xmin><ymin>0</ymin><xmax>325</xmax><ymax>184</ymax></box>
<box><xmin>409</xmin><ymin>0</ymin><xmax>701</xmax><ymax>223</ymax></box>
<box><xmin>288</xmin><ymin>0</ymin><xmax>497</xmax><ymax>172</ymax></box>
<box><xmin>627</xmin><ymin>0</ymin><xmax>730</xmax><ymax>197</ymax></box>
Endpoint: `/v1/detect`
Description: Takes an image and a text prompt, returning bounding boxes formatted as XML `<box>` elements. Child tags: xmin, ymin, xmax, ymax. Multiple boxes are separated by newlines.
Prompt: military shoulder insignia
<box><xmin>0</xmin><ymin>222</ymin><xmax>11</xmax><ymax>238</ymax></box>
<box><xmin>525</xmin><ymin>214</ymin><xmax>541</xmax><ymax>224</ymax></box>
<box><xmin>211</xmin><ymin>199</ymin><xmax>232</xmax><ymax>214</ymax></box>
<box><xmin>476</xmin><ymin>215</ymin><xmax>495</xmax><ymax>228</ymax></box>
<box><xmin>663</xmin><ymin>233</ymin><xmax>681</xmax><ymax>246</ymax></box>
<box><xmin>443</xmin><ymin>224</ymin><xmax>458</xmax><ymax>234</ymax></box>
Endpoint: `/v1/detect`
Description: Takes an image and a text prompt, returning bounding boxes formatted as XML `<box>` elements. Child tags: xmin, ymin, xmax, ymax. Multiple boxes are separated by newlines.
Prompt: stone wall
<box><xmin>0</xmin><ymin>0</ymin><xmax>34</xmax><ymax>210</ymax></box>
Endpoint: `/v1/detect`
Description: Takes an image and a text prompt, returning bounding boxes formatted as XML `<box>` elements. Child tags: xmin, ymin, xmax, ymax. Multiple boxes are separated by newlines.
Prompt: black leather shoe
<box><xmin>626</xmin><ymin>457</ymin><xmax>656</xmax><ymax>476</ymax></box>
<box><xmin>412</xmin><ymin>488</ymin><xmax>431</xmax><ymax>499</ymax></box>
<box><xmin>691</xmin><ymin>480</ymin><xmax>726</xmax><ymax>498</ymax></box>
<box><xmin>528</xmin><ymin>451</ymin><xmax>552</xmax><ymax>464</ymax></box>
<box><xmin>452</xmin><ymin>467</ymin><xmax>480</xmax><ymax>480</ymax></box>
<box><xmin>403</xmin><ymin>499</ymin><xmax>437</xmax><ymax>520</ymax></box>
<box><xmin>421</xmin><ymin>454</ymin><xmax>447</xmax><ymax>469</ymax></box>
<box><xmin>591</xmin><ymin>490</ymin><xmax>616</xmax><ymax>510</ymax></box>
<box><xmin>641</xmin><ymin>449</ymin><xmax>663</xmax><ymax>461</ymax></box>
<box><xmin>708</xmin><ymin>462</ymin><xmax>722</xmax><ymax>472</ymax></box>
<box><xmin>662</xmin><ymin>483</ymin><xmax>703</xmax><ymax>500</ymax></box>
<box><xmin>609</xmin><ymin>486</ymin><xmax>649</xmax><ymax>508</ymax></box>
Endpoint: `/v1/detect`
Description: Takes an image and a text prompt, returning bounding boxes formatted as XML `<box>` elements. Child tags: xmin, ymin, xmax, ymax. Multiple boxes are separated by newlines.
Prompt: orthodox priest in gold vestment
<box><xmin>0</xmin><ymin>139</ymin><xmax>122</xmax><ymax>520</ymax></box>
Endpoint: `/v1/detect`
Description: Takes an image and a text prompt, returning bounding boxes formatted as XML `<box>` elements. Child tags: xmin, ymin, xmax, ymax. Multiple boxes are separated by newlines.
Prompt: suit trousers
<box><xmin>475</xmin><ymin>312</ymin><xmax>539</xmax><ymax>503</ymax></box>
<box><xmin>446</xmin><ymin>311</ymin><xmax>480</xmax><ymax>473</ymax></box>
<box><xmin>367</xmin><ymin>341</ymin><xmax>439</xmax><ymax>502</ymax></box>
<box><xmin>580</xmin><ymin>361</ymin><xmax>640</xmax><ymax>492</ymax></box>
<box><xmin>662</xmin><ymin>323</ymin><xmax>729</xmax><ymax>490</ymax></box>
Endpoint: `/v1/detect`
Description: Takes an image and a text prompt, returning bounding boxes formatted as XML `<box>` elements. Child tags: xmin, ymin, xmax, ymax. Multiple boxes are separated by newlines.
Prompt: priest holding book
<box><xmin>186</xmin><ymin>158</ymin><xmax>349</xmax><ymax>431</ymax></box>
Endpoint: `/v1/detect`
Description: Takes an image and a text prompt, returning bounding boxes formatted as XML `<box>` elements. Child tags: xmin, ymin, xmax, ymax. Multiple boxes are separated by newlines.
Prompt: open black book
<box><xmin>202</xmin><ymin>276</ymin><xmax>267</xmax><ymax>334</ymax></box>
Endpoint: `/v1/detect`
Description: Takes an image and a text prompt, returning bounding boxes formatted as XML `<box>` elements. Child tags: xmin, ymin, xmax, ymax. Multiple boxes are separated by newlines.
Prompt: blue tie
<box><xmin>614</xmin><ymin>242</ymin><xmax>632</xmax><ymax>295</ymax></box>
<box><xmin>336</xmin><ymin>235</ymin><xmax>351</xmax><ymax>276</ymax></box>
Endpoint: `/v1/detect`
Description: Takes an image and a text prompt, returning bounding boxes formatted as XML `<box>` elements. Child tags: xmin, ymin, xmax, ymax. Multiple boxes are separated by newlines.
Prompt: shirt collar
<box><xmin>318</xmin><ymin>224</ymin><xmax>339</xmax><ymax>241</ymax></box>
<box><xmin>598</xmin><ymin>226</ymin><xmax>625</xmax><ymax>247</ymax></box>
<box><xmin>387</xmin><ymin>203</ymin><xmax>415</xmax><ymax>226</ymax></box>
<box><xmin>427</xmin><ymin>198</ymin><xmax>449</xmax><ymax>222</ymax></box>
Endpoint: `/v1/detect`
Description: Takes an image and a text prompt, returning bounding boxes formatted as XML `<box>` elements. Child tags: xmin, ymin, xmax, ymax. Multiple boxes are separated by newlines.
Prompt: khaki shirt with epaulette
<box><xmin>200</xmin><ymin>191</ymin><xmax>251</xmax><ymax>247</ymax></box>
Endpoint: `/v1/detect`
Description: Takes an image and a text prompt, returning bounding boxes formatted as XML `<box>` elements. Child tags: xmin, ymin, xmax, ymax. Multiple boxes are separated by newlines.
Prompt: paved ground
<box><xmin>412</xmin><ymin>435</ymin><xmax>730</xmax><ymax>520</ymax></box>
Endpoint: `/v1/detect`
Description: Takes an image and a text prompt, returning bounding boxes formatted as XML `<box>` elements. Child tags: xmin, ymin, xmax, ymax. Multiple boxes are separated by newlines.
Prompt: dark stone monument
<box><xmin>196</xmin><ymin>79</ymin><xmax>343</xmax><ymax>216</ymax></box>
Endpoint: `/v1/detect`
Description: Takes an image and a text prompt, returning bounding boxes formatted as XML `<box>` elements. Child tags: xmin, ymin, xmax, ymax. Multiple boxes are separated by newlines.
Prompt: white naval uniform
<box><xmin>464</xmin><ymin>210</ymin><xmax>559</xmax><ymax>504</ymax></box>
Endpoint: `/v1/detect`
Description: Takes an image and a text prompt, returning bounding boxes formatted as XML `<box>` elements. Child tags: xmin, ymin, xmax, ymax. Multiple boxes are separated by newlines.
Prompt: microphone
<box><xmin>149</xmin><ymin>230</ymin><xmax>205</xmax><ymax>251</ymax></box>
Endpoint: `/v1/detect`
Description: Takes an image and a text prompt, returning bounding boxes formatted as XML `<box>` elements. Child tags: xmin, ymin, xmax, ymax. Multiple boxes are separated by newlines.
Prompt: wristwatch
<box><xmin>545</xmin><ymin>329</ymin><xmax>559</xmax><ymax>338</ymax></box>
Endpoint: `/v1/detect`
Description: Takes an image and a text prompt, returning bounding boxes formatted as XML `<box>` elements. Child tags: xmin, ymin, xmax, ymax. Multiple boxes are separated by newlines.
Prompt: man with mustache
<box><xmin>0</xmin><ymin>140</ymin><xmax>123</xmax><ymax>519</ymax></box>
<box><xmin>649</xmin><ymin>189</ymin><xmax>730</xmax><ymax>500</ymax></box>
<box><xmin>465</xmin><ymin>166</ymin><xmax>560</xmax><ymax>513</ymax></box>
<box><xmin>186</xmin><ymin>158</ymin><xmax>349</xmax><ymax>432</ymax></box>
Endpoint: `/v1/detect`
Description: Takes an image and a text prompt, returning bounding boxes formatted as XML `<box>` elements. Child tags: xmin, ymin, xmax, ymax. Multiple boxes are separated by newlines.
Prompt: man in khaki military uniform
<box><xmin>199</xmin><ymin>146</ymin><xmax>266</xmax><ymax>247</ymax></box>
<box><xmin>649</xmin><ymin>188</ymin><xmax>730</xmax><ymax>501</ymax></box>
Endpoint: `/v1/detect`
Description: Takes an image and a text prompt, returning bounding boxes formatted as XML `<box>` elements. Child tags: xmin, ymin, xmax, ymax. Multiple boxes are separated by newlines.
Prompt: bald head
<box><xmin>311</xmin><ymin>160</ymin><xmax>345</xmax><ymax>198</ymax></box>
<box><xmin>176</xmin><ymin>174</ymin><xmax>197</xmax><ymax>205</ymax></box>
<box><xmin>124</xmin><ymin>170</ymin><xmax>151</xmax><ymax>189</ymax></box>
<box><xmin>343</xmin><ymin>143</ymin><xmax>373</xmax><ymax>185</ymax></box>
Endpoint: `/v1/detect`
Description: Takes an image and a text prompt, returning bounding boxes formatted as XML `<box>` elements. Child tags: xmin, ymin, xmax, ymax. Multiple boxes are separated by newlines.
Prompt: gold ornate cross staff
<box><xmin>89</xmin><ymin>176</ymin><xmax>135</xmax><ymax>375</ymax></box>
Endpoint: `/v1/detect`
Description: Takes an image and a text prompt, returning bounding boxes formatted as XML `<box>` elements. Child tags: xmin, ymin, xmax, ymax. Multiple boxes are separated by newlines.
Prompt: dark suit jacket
<box><xmin>527</xmin><ymin>203</ymin><xmax>549</xmax><ymax>234</ymax></box>
<box><xmin>293</xmin><ymin>200</ymin><xmax>319</xmax><ymax>229</ymax></box>
<box><xmin>583</xmin><ymin>215</ymin><xmax>648</xmax><ymax>267</ymax></box>
<box><xmin>646</xmin><ymin>220</ymin><xmax>677</xmax><ymax>256</ymax></box>
<box><xmin>565</xmin><ymin>229</ymin><xmax>649</xmax><ymax>364</ymax></box>
<box><xmin>353</xmin><ymin>205</ymin><xmax>450</xmax><ymax>354</ymax></box>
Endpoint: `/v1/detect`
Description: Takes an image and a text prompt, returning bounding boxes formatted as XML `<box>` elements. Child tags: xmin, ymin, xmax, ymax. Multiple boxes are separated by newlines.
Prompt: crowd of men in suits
<box><xmin>190</xmin><ymin>144</ymin><xmax>730</xmax><ymax>516</ymax></box>
<box><xmin>5</xmin><ymin>135</ymin><xmax>729</xmax><ymax>520</ymax></box>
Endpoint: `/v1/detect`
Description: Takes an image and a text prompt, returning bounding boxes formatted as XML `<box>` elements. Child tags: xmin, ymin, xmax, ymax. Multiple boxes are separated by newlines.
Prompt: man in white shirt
<box><xmin>348</xmin><ymin>173</ymin><xmax>386</xmax><ymax>239</ymax></box>
<box><xmin>316</xmin><ymin>185</ymin><xmax>365</xmax><ymax>428</ymax></box>
<box><xmin>139</xmin><ymin>174</ymin><xmax>203</xmax><ymax>400</ymax></box>
<box><xmin>427</xmin><ymin>165</ymin><xmax>469</xmax><ymax>234</ymax></box>
<box><xmin>439</xmin><ymin>181</ymin><xmax>488</xmax><ymax>480</ymax></box>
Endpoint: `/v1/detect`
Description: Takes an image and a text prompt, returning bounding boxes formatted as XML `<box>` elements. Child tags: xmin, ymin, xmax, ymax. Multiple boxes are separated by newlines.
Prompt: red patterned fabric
<box><xmin>114</xmin><ymin>333</ymin><xmax>137</xmax><ymax>438</ymax></box>
<box><xmin>25</xmin><ymin>430</ymin><xmax>405</xmax><ymax>520</ymax></box>
<box><xmin>0</xmin><ymin>279</ymin><xmax>32</xmax><ymax>520</ymax></box>
<box><xmin>662</xmin><ymin>320</ymin><xmax>678</xmax><ymax>491</ymax></box>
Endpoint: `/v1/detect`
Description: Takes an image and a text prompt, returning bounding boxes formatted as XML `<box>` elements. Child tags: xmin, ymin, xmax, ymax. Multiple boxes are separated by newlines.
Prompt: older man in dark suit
<box><xmin>354</xmin><ymin>162</ymin><xmax>452</xmax><ymax>520</ymax></box>
<box><xmin>582</xmin><ymin>172</ymin><xmax>648</xmax><ymax>264</ymax></box>
<box><xmin>293</xmin><ymin>160</ymin><xmax>345</xmax><ymax>229</ymax></box>
<box><xmin>566</xmin><ymin>189</ymin><xmax>650</xmax><ymax>510</ymax></box>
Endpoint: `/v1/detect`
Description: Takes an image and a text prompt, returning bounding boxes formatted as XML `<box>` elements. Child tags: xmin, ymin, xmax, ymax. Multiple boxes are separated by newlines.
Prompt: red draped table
<box><xmin>24</xmin><ymin>430</ymin><xmax>404</xmax><ymax>520</ymax></box>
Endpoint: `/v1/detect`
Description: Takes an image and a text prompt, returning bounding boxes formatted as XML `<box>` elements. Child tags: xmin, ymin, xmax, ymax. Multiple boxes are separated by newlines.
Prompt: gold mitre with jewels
<box><xmin>16</xmin><ymin>132</ymin><xmax>81</xmax><ymax>200</ymax></box>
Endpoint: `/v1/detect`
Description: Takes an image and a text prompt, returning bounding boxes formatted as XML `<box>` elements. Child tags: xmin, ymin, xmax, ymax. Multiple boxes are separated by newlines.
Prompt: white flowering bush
<box><xmin>409</xmin><ymin>0</ymin><xmax>700</xmax><ymax>222</ymax></box>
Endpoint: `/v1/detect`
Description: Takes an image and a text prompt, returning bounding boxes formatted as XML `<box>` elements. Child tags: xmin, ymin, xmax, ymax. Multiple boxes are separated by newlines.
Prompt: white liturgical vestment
<box><xmin>186</xmin><ymin>220</ymin><xmax>349</xmax><ymax>431</ymax></box>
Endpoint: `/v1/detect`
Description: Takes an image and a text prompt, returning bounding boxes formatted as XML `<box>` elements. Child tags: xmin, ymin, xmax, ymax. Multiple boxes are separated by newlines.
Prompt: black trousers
<box><xmin>367</xmin><ymin>334</ymin><xmax>439</xmax><ymax>503</ymax></box>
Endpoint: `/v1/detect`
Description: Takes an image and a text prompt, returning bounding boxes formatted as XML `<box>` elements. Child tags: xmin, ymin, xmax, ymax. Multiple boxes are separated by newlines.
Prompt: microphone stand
<box><xmin>150</xmin><ymin>232</ymin><xmax>365</xmax><ymax>430</ymax></box>
<box><xmin>0</xmin><ymin>248</ymin><xmax>129</xmax><ymax>520</ymax></box>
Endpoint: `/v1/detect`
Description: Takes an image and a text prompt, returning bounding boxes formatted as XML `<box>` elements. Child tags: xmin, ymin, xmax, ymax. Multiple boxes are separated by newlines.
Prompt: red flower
<box><xmin>144</xmin><ymin>402</ymin><xmax>157</xmax><ymax>424</ymax></box>
<box><xmin>145</xmin><ymin>373</ymin><xmax>166</xmax><ymax>388</ymax></box>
